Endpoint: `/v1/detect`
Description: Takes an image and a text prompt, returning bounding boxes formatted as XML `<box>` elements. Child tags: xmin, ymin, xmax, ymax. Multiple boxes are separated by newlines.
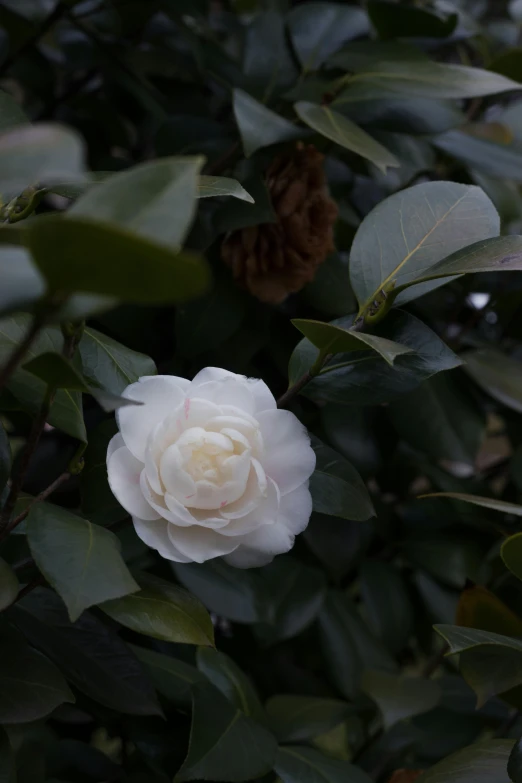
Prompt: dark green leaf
<box><xmin>243</xmin><ymin>10</ymin><xmax>297</xmax><ymax>90</ymax></box>
<box><xmin>305</xmin><ymin>514</ymin><xmax>374</xmax><ymax>582</ymax></box>
<box><xmin>501</xmin><ymin>534</ymin><xmax>522</xmax><ymax>582</ymax></box>
<box><xmin>79</xmin><ymin>326</ymin><xmax>156</xmax><ymax>397</ymax></box>
<box><xmin>0</xmin><ymin>419</ymin><xmax>10</xmax><ymax>494</ymax></box>
<box><xmin>0</xmin><ymin>314</ymin><xmax>86</xmax><ymax>441</ymax></box>
<box><xmin>23</xmin><ymin>351</ymin><xmax>89</xmax><ymax>391</ymax></box>
<box><xmin>233</xmin><ymin>89</ymin><xmax>303</xmax><ymax>158</ymax></box>
<box><xmin>287</xmin><ymin>3</ymin><xmax>369</xmax><ymax>69</ymax></box>
<box><xmin>266</xmin><ymin>695</ymin><xmax>350</xmax><ymax>742</ymax></box>
<box><xmin>26</xmin><ymin>216</ymin><xmax>210</xmax><ymax>304</ymax></box>
<box><xmin>319</xmin><ymin>591</ymin><xmax>397</xmax><ymax>699</ymax></box>
<box><xmin>0</xmin><ymin>247</ymin><xmax>44</xmax><ymax>317</ymax></box>
<box><xmin>0</xmin><ymin>623</ymin><xmax>74</xmax><ymax>723</ymax></box>
<box><xmin>132</xmin><ymin>645</ymin><xmax>205</xmax><ymax>707</ymax></box>
<box><xmin>433</xmin><ymin>129</ymin><xmax>522</xmax><ymax>182</ymax></box>
<box><xmin>213</xmin><ymin>175</ymin><xmax>276</xmax><ymax>234</ymax></box>
<box><xmin>176</xmin><ymin>683</ymin><xmax>277</xmax><ymax>782</ymax></box>
<box><xmin>360</xmin><ymin>561</ymin><xmax>413</xmax><ymax>655</ymax></box>
<box><xmin>100</xmin><ymin>571</ymin><xmax>214</xmax><ymax>646</ymax></box>
<box><xmin>275</xmin><ymin>746</ymin><xmax>373</xmax><ymax>783</ymax></box>
<box><xmin>389</xmin><ymin>374</ymin><xmax>485</xmax><ymax>472</ymax></box>
<box><xmin>295</xmin><ymin>103</ymin><xmax>399</xmax><ymax>173</ymax></box>
<box><xmin>70</xmin><ymin>157</ymin><xmax>203</xmax><ymax>250</ymax></box>
<box><xmin>289</xmin><ymin>311</ymin><xmax>461</xmax><ymax>406</ymax></box>
<box><xmin>0</xmin><ymin>558</ymin><xmax>18</xmax><ymax>612</ymax></box>
<box><xmin>419</xmin><ymin>493</ymin><xmax>522</xmax><ymax>517</ymax></box>
<box><xmin>196</xmin><ymin>647</ymin><xmax>264</xmax><ymax>720</ymax></box>
<box><xmin>302</xmin><ymin>253</ymin><xmax>357</xmax><ymax>316</ymax></box>
<box><xmin>27</xmin><ymin>503</ymin><xmax>139</xmax><ymax>622</ymax></box>
<box><xmin>176</xmin><ymin>280</ymin><xmax>246</xmax><ymax>357</ymax></box>
<box><xmin>0</xmin><ymin>727</ymin><xmax>15</xmax><ymax>783</ymax></box>
<box><xmin>198</xmin><ymin>176</ymin><xmax>254</xmax><ymax>202</ymax></box>
<box><xmin>349</xmin><ymin>182</ymin><xmax>499</xmax><ymax>312</ymax></box>
<box><xmin>403</xmin><ymin>536</ymin><xmax>482</xmax><ymax>588</ymax></box>
<box><xmin>310</xmin><ymin>439</ymin><xmax>375</xmax><ymax>521</ymax></box>
<box><xmin>362</xmin><ymin>670</ymin><xmax>440</xmax><ymax>730</ymax></box>
<box><xmin>0</xmin><ymin>89</ymin><xmax>29</xmax><ymax>133</ymax></box>
<box><xmin>509</xmin><ymin>737</ymin><xmax>522</xmax><ymax>783</ymax></box>
<box><xmin>416</xmin><ymin>740</ymin><xmax>513</xmax><ymax>783</ymax></box>
<box><xmin>80</xmin><ymin>419</ymin><xmax>127</xmax><ymax>526</ymax></box>
<box><xmin>0</xmin><ymin>123</ymin><xmax>86</xmax><ymax>198</ymax></box>
<box><xmin>292</xmin><ymin>319</ymin><xmax>412</xmax><ymax>365</ymax></box>
<box><xmin>367</xmin><ymin>1</ymin><xmax>458</xmax><ymax>39</ymax></box>
<box><xmin>173</xmin><ymin>560</ymin><xmax>263</xmax><ymax>624</ymax></box>
<box><xmin>464</xmin><ymin>348</ymin><xmax>522</xmax><ymax>415</ymax></box>
<box><xmin>14</xmin><ymin>588</ymin><xmax>163</xmax><ymax>716</ymax></box>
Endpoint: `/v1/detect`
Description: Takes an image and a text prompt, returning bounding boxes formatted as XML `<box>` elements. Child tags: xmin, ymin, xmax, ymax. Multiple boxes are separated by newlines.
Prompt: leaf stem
<box><xmin>277</xmin><ymin>350</ymin><xmax>331</xmax><ymax>408</ymax></box>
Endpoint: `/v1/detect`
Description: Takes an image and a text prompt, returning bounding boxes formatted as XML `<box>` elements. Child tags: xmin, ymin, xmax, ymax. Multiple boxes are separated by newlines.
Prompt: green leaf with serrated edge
<box><xmin>419</xmin><ymin>493</ymin><xmax>522</xmax><ymax>517</ymax></box>
<box><xmin>0</xmin><ymin>123</ymin><xmax>86</xmax><ymax>198</ymax></box>
<box><xmin>295</xmin><ymin>102</ymin><xmax>399</xmax><ymax>173</ymax></box>
<box><xmin>176</xmin><ymin>683</ymin><xmax>277</xmax><ymax>782</ymax></box>
<box><xmin>132</xmin><ymin>645</ymin><xmax>205</xmax><ymax>706</ymax></box>
<box><xmin>196</xmin><ymin>647</ymin><xmax>264</xmax><ymax>720</ymax></box>
<box><xmin>289</xmin><ymin>311</ymin><xmax>462</xmax><ymax>406</ymax></box>
<box><xmin>100</xmin><ymin>572</ymin><xmax>214</xmax><ymax>647</ymax></box>
<box><xmin>463</xmin><ymin>348</ymin><xmax>522</xmax><ymax>415</ymax></box>
<box><xmin>27</xmin><ymin>503</ymin><xmax>139</xmax><ymax>622</ymax></box>
<box><xmin>13</xmin><ymin>588</ymin><xmax>163</xmax><ymax>716</ymax></box>
<box><xmin>70</xmin><ymin>157</ymin><xmax>204</xmax><ymax>249</ymax></box>
<box><xmin>349</xmin><ymin>182</ymin><xmax>499</xmax><ymax>313</ymax></box>
<box><xmin>292</xmin><ymin>318</ymin><xmax>412</xmax><ymax>366</ymax></box>
<box><xmin>233</xmin><ymin>89</ymin><xmax>303</xmax><ymax>158</ymax></box>
<box><xmin>274</xmin><ymin>746</ymin><xmax>373</xmax><ymax>783</ymax></box>
<box><xmin>416</xmin><ymin>740</ymin><xmax>514</xmax><ymax>783</ymax></box>
<box><xmin>266</xmin><ymin>695</ymin><xmax>350</xmax><ymax>742</ymax></box>
<box><xmin>0</xmin><ymin>622</ymin><xmax>74</xmax><ymax>723</ymax></box>
<box><xmin>362</xmin><ymin>670</ymin><xmax>440</xmax><ymax>730</ymax></box>
<box><xmin>26</xmin><ymin>216</ymin><xmax>210</xmax><ymax>304</ymax></box>
<box><xmin>501</xmin><ymin>534</ymin><xmax>522</xmax><ymax>583</ymax></box>
<box><xmin>310</xmin><ymin>438</ymin><xmax>375</xmax><ymax>521</ymax></box>
<box><xmin>0</xmin><ymin>559</ymin><xmax>18</xmax><ymax>612</ymax></box>
<box><xmin>198</xmin><ymin>176</ymin><xmax>254</xmax><ymax>202</ymax></box>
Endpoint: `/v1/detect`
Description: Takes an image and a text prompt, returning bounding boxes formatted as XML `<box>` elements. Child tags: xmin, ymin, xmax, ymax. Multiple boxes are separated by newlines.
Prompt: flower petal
<box><xmin>139</xmin><ymin>472</ymin><xmax>195</xmax><ymax>526</ymax></box>
<box><xmin>167</xmin><ymin>524</ymin><xmax>239</xmax><ymax>563</ymax></box>
<box><xmin>191</xmin><ymin>367</ymin><xmax>236</xmax><ymax>386</ymax></box>
<box><xmin>278</xmin><ymin>482</ymin><xmax>313</xmax><ymax>535</ymax></box>
<box><xmin>246</xmin><ymin>378</ymin><xmax>276</xmax><ymax>413</ymax></box>
<box><xmin>257</xmin><ymin>409</ymin><xmax>316</xmax><ymax>495</ymax></box>
<box><xmin>220</xmin><ymin>460</ymin><xmax>268</xmax><ymax>521</ymax></box>
<box><xmin>107</xmin><ymin>446</ymin><xmax>159</xmax><ymax>520</ymax></box>
<box><xmin>220</xmin><ymin>476</ymin><xmax>279</xmax><ymax>535</ymax></box>
<box><xmin>116</xmin><ymin>376</ymin><xmax>187</xmax><ymax>461</ymax></box>
<box><xmin>107</xmin><ymin>433</ymin><xmax>125</xmax><ymax>462</ymax></box>
<box><xmin>133</xmin><ymin>517</ymin><xmax>192</xmax><ymax>562</ymax></box>
<box><xmin>223</xmin><ymin>520</ymin><xmax>293</xmax><ymax>568</ymax></box>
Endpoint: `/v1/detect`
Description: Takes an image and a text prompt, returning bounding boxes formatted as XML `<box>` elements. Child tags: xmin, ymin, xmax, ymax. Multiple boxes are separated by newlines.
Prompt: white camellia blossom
<box><xmin>106</xmin><ymin>368</ymin><xmax>316</xmax><ymax>568</ymax></box>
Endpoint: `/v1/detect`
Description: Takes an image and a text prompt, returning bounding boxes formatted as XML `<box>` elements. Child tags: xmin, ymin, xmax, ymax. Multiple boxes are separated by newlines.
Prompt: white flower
<box><xmin>106</xmin><ymin>368</ymin><xmax>316</xmax><ymax>568</ymax></box>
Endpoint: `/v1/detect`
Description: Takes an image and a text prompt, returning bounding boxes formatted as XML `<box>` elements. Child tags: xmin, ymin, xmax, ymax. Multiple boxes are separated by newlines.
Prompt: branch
<box><xmin>1</xmin><ymin>471</ymin><xmax>71</xmax><ymax>540</ymax></box>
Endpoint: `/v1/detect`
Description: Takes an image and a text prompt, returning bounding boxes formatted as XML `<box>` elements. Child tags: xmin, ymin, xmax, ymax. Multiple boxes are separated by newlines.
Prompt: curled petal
<box><xmin>140</xmin><ymin>472</ymin><xmax>195</xmax><ymax>526</ymax></box>
<box><xmin>133</xmin><ymin>518</ymin><xmax>192</xmax><ymax>562</ymax></box>
<box><xmin>278</xmin><ymin>482</ymin><xmax>313</xmax><ymax>535</ymax></box>
<box><xmin>246</xmin><ymin>377</ymin><xmax>276</xmax><ymax>413</ymax></box>
<box><xmin>257</xmin><ymin>409</ymin><xmax>316</xmax><ymax>495</ymax></box>
<box><xmin>107</xmin><ymin>446</ymin><xmax>159</xmax><ymax>520</ymax></box>
<box><xmin>167</xmin><ymin>523</ymin><xmax>240</xmax><ymax>563</ymax></box>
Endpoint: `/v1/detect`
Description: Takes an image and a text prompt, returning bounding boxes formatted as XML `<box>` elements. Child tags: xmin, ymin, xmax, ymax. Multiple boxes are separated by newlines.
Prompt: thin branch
<box><xmin>2</xmin><ymin>471</ymin><xmax>71</xmax><ymax>540</ymax></box>
<box><xmin>277</xmin><ymin>352</ymin><xmax>332</xmax><ymax>409</ymax></box>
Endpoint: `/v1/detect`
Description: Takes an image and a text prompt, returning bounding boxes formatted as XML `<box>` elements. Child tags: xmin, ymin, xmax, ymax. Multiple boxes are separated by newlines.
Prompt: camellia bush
<box><xmin>6</xmin><ymin>0</ymin><xmax>522</xmax><ymax>782</ymax></box>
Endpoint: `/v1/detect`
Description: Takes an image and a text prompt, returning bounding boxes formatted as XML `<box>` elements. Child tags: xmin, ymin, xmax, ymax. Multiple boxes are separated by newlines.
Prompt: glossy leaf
<box><xmin>455</xmin><ymin>585</ymin><xmax>522</xmax><ymax>638</ymax></box>
<box><xmin>464</xmin><ymin>348</ymin><xmax>522</xmax><ymax>415</ymax></box>
<box><xmin>275</xmin><ymin>746</ymin><xmax>373</xmax><ymax>783</ymax></box>
<box><xmin>70</xmin><ymin>157</ymin><xmax>203</xmax><ymax>249</ymax></box>
<box><xmin>176</xmin><ymin>683</ymin><xmax>277</xmax><ymax>782</ymax></box>
<box><xmin>0</xmin><ymin>558</ymin><xmax>18</xmax><ymax>612</ymax></box>
<box><xmin>433</xmin><ymin>129</ymin><xmax>522</xmax><ymax>182</ymax></box>
<box><xmin>100</xmin><ymin>571</ymin><xmax>214</xmax><ymax>646</ymax></box>
<box><xmin>367</xmin><ymin>1</ymin><xmax>458</xmax><ymax>39</ymax></box>
<box><xmin>266</xmin><ymin>695</ymin><xmax>350</xmax><ymax>742</ymax></box>
<box><xmin>360</xmin><ymin>561</ymin><xmax>413</xmax><ymax>654</ymax></box>
<box><xmin>287</xmin><ymin>3</ymin><xmax>369</xmax><ymax>69</ymax></box>
<box><xmin>295</xmin><ymin>102</ymin><xmax>399</xmax><ymax>173</ymax></box>
<box><xmin>23</xmin><ymin>351</ymin><xmax>88</xmax><ymax>391</ymax></box>
<box><xmin>132</xmin><ymin>645</ymin><xmax>205</xmax><ymax>707</ymax></box>
<box><xmin>0</xmin><ymin>123</ymin><xmax>86</xmax><ymax>197</ymax></box>
<box><xmin>0</xmin><ymin>623</ymin><xmax>74</xmax><ymax>723</ymax></box>
<box><xmin>289</xmin><ymin>310</ymin><xmax>461</xmax><ymax>406</ymax></box>
<box><xmin>349</xmin><ymin>182</ymin><xmax>499</xmax><ymax>312</ymax></box>
<box><xmin>79</xmin><ymin>326</ymin><xmax>156</xmax><ymax>396</ymax></box>
<box><xmin>198</xmin><ymin>176</ymin><xmax>254</xmax><ymax>202</ymax></box>
<box><xmin>0</xmin><ymin>247</ymin><xmax>44</xmax><ymax>317</ymax></box>
<box><xmin>419</xmin><ymin>493</ymin><xmax>522</xmax><ymax>517</ymax></box>
<box><xmin>362</xmin><ymin>670</ymin><xmax>440</xmax><ymax>730</ymax></box>
<box><xmin>27</xmin><ymin>503</ymin><xmax>139</xmax><ymax>622</ymax></box>
<box><xmin>0</xmin><ymin>314</ymin><xmax>86</xmax><ymax>441</ymax></box>
<box><xmin>501</xmin><ymin>534</ymin><xmax>522</xmax><ymax>583</ymax></box>
<box><xmin>26</xmin><ymin>216</ymin><xmax>210</xmax><ymax>304</ymax></box>
<box><xmin>196</xmin><ymin>647</ymin><xmax>264</xmax><ymax>720</ymax></box>
<box><xmin>416</xmin><ymin>740</ymin><xmax>513</xmax><ymax>783</ymax></box>
<box><xmin>292</xmin><ymin>319</ymin><xmax>412</xmax><ymax>366</ymax></box>
<box><xmin>233</xmin><ymin>89</ymin><xmax>303</xmax><ymax>158</ymax></box>
<box><xmin>14</xmin><ymin>588</ymin><xmax>163</xmax><ymax>716</ymax></box>
<box><xmin>310</xmin><ymin>439</ymin><xmax>375</xmax><ymax>521</ymax></box>
<box><xmin>80</xmin><ymin>419</ymin><xmax>128</xmax><ymax>526</ymax></box>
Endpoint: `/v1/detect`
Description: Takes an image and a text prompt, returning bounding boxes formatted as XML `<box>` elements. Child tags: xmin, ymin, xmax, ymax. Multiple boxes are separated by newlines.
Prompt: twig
<box><xmin>277</xmin><ymin>353</ymin><xmax>332</xmax><ymax>409</ymax></box>
<box><xmin>0</xmin><ymin>1</ymin><xmax>69</xmax><ymax>78</ymax></box>
<box><xmin>2</xmin><ymin>471</ymin><xmax>71</xmax><ymax>540</ymax></box>
<box><xmin>0</xmin><ymin>310</ymin><xmax>47</xmax><ymax>393</ymax></box>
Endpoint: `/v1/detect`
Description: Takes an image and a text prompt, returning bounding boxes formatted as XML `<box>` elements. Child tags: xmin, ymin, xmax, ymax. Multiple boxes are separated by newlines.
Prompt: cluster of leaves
<box><xmin>4</xmin><ymin>1</ymin><xmax>522</xmax><ymax>782</ymax></box>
